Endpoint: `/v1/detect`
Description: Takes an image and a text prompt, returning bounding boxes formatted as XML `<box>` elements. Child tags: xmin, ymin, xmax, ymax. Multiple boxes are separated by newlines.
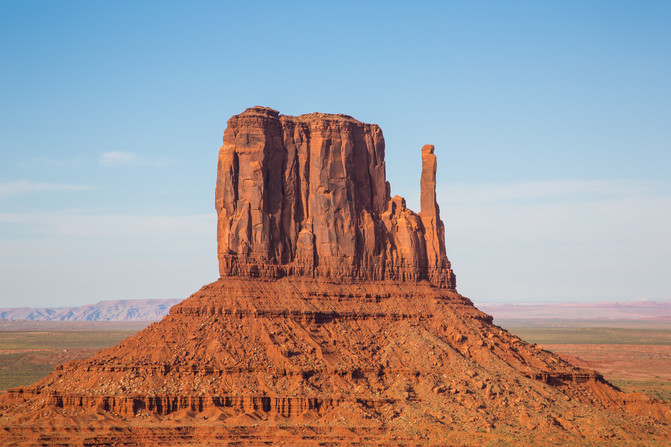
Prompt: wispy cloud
<box><xmin>99</xmin><ymin>151</ymin><xmax>178</xmax><ymax>168</ymax></box>
<box><xmin>0</xmin><ymin>180</ymin><xmax>93</xmax><ymax>200</ymax></box>
<box><xmin>99</xmin><ymin>151</ymin><xmax>138</xmax><ymax>167</ymax></box>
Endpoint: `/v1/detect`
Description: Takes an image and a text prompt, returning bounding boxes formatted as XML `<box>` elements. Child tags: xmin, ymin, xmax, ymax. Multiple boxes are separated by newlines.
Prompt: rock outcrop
<box><xmin>216</xmin><ymin>107</ymin><xmax>455</xmax><ymax>288</ymax></box>
<box><xmin>1</xmin><ymin>107</ymin><xmax>669</xmax><ymax>446</ymax></box>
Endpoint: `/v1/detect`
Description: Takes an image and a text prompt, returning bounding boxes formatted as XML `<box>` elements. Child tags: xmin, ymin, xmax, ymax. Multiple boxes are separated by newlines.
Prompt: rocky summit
<box><xmin>1</xmin><ymin>107</ymin><xmax>669</xmax><ymax>446</ymax></box>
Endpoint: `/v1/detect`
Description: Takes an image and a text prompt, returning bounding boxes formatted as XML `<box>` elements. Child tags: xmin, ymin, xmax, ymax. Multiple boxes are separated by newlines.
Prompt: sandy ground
<box><xmin>546</xmin><ymin>343</ymin><xmax>671</xmax><ymax>401</ymax></box>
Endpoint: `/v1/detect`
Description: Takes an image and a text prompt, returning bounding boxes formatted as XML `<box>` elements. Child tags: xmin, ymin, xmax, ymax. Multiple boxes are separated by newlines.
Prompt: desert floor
<box><xmin>497</xmin><ymin>318</ymin><xmax>671</xmax><ymax>402</ymax></box>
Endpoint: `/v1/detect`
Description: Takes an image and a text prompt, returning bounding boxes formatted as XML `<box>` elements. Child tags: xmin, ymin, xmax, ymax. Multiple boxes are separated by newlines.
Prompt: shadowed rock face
<box><xmin>216</xmin><ymin>106</ymin><xmax>455</xmax><ymax>288</ymax></box>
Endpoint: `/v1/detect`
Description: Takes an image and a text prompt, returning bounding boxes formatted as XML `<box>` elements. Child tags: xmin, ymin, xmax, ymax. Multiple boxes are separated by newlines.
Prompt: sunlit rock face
<box><xmin>2</xmin><ymin>107</ymin><xmax>670</xmax><ymax>446</ymax></box>
<box><xmin>216</xmin><ymin>106</ymin><xmax>456</xmax><ymax>288</ymax></box>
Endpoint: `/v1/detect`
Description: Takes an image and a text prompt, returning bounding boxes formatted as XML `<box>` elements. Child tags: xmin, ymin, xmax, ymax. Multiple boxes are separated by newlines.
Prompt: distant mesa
<box><xmin>480</xmin><ymin>301</ymin><xmax>671</xmax><ymax>321</ymax></box>
<box><xmin>1</xmin><ymin>107</ymin><xmax>669</xmax><ymax>446</ymax></box>
<box><xmin>0</xmin><ymin>299</ymin><xmax>181</xmax><ymax>322</ymax></box>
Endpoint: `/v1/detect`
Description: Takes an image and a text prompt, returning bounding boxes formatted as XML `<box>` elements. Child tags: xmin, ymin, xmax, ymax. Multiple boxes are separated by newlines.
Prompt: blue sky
<box><xmin>1</xmin><ymin>1</ymin><xmax>669</xmax><ymax>307</ymax></box>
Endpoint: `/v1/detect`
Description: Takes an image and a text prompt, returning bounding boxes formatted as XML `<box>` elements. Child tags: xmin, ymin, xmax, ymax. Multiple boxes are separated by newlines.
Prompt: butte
<box><xmin>1</xmin><ymin>106</ymin><xmax>670</xmax><ymax>446</ymax></box>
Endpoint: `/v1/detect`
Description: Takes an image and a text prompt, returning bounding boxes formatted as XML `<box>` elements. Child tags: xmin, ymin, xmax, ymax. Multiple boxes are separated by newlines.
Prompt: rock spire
<box><xmin>216</xmin><ymin>106</ymin><xmax>456</xmax><ymax>288</ymax></box>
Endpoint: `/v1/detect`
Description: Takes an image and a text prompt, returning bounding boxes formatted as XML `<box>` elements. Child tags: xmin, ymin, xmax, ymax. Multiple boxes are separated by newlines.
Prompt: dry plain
<box><xmin>498</xmin><ymin>319</ymin><xmax>671</xmax><ymax>403</ymax></box>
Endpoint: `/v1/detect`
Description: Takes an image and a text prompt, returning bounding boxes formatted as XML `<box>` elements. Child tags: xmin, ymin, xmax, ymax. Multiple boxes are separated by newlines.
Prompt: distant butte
<box><xmin>1</xmin><ymin>107</ymin><xmax>669</xmax><ymax>446</ymax></box>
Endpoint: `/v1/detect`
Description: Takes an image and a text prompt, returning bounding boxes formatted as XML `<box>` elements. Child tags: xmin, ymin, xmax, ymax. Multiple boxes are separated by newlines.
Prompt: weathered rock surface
<box><xmin>216</xmin><ymin>107</ymin><xmax>455</xmax><ymax>288</ymax></box>
<box><xmin>3</xmin><ymin>278</ymin><xmax>670</xmax><ymax>446</ymax></box>
<box><xmin>1</xmin><ymin>107</ymin><xmax>670</xmax><ymax>446</ymax></box>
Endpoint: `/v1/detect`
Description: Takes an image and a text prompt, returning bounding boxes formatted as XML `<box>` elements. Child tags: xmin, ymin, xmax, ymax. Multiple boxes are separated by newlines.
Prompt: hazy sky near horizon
<box><xmin>1</xmin><ymin>1</ymin><xmax>669</xmax><ymax>307</ymax></box>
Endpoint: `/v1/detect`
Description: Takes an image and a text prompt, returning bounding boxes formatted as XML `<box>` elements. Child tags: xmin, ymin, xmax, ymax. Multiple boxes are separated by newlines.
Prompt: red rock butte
<box><xmin>216</xmin><ymin>107</ymin><xmax>454</xmax><ymax>288</ymax></box>
<box><xmin>1</xmin><ymin>107</ymin><xmax>670</xmax><ymax>446</ymax></box>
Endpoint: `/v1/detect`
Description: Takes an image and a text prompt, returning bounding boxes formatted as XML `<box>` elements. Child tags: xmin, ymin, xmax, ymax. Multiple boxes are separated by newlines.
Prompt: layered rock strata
<box><xmin>1</xmin><ymin>107</ymin><xmax>670</xmax><ymax>446</ymax></box>
<box><xmin>216</xmin><ymin>107</ymin><xmax>455</xmax><ymax>288</ymax></box>
<box><xmin>3</xmin><ymin>277</ymin><xmax>670</xmax><ymax>445</ymax></box>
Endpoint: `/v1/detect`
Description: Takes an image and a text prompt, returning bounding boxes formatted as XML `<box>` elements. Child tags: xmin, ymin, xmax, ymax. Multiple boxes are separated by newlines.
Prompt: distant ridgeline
<box><xmin>0</xmin><ymin>299</ymin><xmax>181</xmax><ymax>322</ymax></box>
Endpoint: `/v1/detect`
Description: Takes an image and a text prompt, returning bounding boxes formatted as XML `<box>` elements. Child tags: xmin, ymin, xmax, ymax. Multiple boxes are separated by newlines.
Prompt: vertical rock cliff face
<box><xmin>216</xmin><ymin>106</ymin><xmax>456</xmax><ymax>288</ymax></box>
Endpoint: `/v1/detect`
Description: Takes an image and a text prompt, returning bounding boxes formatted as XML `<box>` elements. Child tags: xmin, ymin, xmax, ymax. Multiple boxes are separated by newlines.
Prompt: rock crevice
<box><xmin>216</xmin><ymin>106</ymin><xmax>455</xmax><ymax>288</ymax></box>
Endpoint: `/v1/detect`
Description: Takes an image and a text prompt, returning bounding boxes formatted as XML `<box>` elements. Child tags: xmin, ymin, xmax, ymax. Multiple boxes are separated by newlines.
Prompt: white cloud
<box><xmin>99</xmin><ymin>151</ymin><xmax>139</xmax><ymax>167</ymax></box>
<box><xmin>0</xmin><ymin>180</ymin><xmax>93</xmax><ymax>200</ymax></box>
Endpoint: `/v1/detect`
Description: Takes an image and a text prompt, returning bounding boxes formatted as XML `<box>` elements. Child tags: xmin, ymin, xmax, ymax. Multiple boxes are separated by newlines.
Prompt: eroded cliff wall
<box><xmin>216</xmin><ymin>106</ymin><xmax>455</xmax><ymax>288</ymax></box>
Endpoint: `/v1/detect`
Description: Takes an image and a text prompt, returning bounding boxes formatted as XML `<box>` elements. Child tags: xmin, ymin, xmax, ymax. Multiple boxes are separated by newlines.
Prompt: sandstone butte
<box><xmin>1</xmin><ymin>107</ymin><xmax>670</xmax><ymax>446</ymax></box>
